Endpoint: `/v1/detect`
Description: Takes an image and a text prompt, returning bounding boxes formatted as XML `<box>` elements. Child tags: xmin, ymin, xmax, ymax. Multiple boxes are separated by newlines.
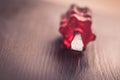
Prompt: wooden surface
<box><xmin>0</xmin><ymin>1</ymin><xmax>120</xmax><ymax>80</ymax></box>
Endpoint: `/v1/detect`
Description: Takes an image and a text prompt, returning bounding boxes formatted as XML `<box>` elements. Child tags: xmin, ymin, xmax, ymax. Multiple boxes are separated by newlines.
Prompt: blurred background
<box><xmin>0</xmin><ymin>0</ymin><xmax>120</xmax><ymax>16</ymax></box>
<box><xmin>43</xmin><ymin>0</ymin><xmax>120</xmax><ymax>16</ymax></box>
<box><xmin>0</xmin><ymin>0</ymin><xmax>120</xmax><ymax>80</ymax></box>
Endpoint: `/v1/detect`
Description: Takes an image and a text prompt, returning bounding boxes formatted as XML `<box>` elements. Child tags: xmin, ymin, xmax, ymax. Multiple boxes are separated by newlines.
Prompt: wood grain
<box><xmin>0</xmin><ymin>1</ymin><xmax>120</xmax><ymax>80</ymax></box>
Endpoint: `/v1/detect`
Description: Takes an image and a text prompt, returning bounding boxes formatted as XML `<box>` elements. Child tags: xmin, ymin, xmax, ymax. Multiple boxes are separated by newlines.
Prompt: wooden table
<box><xmin>0</xmin><ymin>1</ymin><xmax>120</xmax><ymax>80</ymax></box>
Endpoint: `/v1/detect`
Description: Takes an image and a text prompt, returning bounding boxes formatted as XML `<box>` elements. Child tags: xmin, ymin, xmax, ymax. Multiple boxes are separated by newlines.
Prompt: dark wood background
<box><xmin>0</xmin><ymin>0</ymin><xmax>120</xmax><ymax>80</ymax></box>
